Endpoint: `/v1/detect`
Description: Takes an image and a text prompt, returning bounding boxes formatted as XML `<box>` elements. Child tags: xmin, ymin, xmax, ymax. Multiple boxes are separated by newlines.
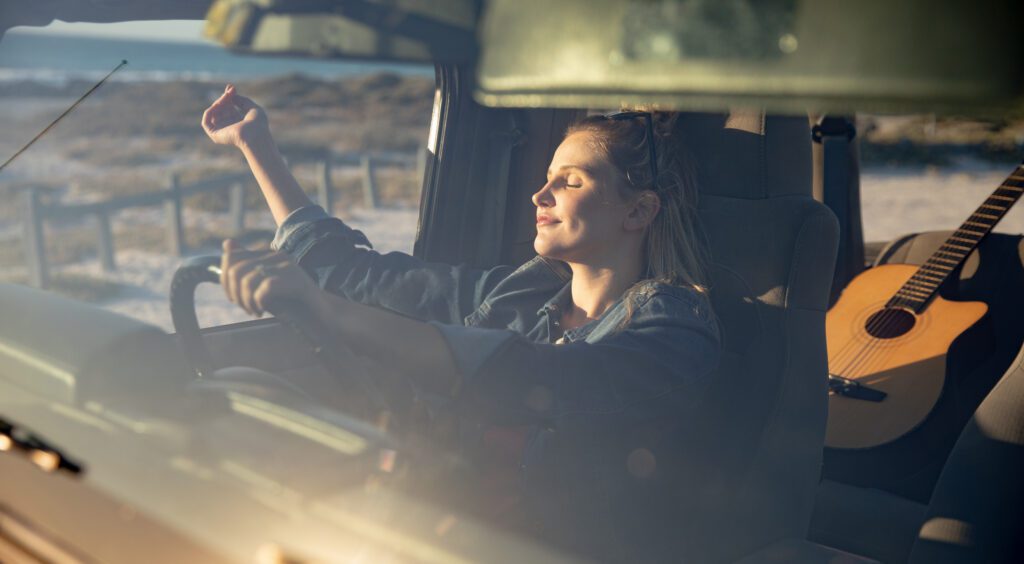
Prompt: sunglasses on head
<box><xmin>604</xmin><ymin>111</ymin><xmax>659</xmax><ymax>186</ymax></box>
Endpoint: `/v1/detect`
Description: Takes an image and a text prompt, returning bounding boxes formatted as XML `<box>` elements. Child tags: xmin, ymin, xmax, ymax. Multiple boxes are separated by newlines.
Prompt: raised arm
<box><xmin>201</xmin><ymin>84</ymin><xmax>313</xmax><ymax>225</ymax></box>
<box><xmin>204</xmin><ymin>86</ymin><xmax>531</xmax><ymax>323</ymax></box>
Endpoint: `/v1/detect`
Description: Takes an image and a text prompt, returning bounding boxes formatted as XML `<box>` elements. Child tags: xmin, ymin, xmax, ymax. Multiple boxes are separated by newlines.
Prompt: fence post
<box><xmin>360</xmin><ymin>154</ymin><xmax>379</xmax><ymax>209</ymax></box>
<box><xmin>22</xmin><ymin>188</ymin><xmax>49</xmax><ymax>289</ymax></box>
<box><xmin>229</xmin><ymin>181</ymin><xmax>246</xmax><ymax>235</ymax></box>
<box><xmin>317</xmin><ymin>157</ymin><xmax>334</xmax><ymax>214</ymax></box>
<box><xmin>165</xmin><ymin>173</ymin><xmax>185</xmax><ymax>256</ymax></box>
<box><xmin>95</xmin><ymin>211</ymin><xmax>116</xmax><ymax>272</ymax></box>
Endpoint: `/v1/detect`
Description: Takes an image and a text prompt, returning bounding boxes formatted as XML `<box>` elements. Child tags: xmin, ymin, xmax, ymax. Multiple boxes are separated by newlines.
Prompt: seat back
<box><xmin>907</xmin><ymin>339</ymin><xmax>1024</xmax><ymax>563</ymax></box>
<box><xmin>661</xmin><ymin>111</ymin><xmax>839</xmax><ymax>561</ymax></box>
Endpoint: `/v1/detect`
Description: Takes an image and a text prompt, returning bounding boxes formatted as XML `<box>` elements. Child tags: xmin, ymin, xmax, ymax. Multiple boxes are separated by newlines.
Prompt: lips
<box><xmin>536</xmin><ymin>215</ymin><xmax>559</xmax><ymax>226</ymax></box>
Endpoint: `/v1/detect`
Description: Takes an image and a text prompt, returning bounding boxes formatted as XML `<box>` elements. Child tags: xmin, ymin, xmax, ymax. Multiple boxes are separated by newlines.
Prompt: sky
<box><xmin>11</xmin><ymin>20</ymin><xmax>208</xmax><ymax>44</ymax></box>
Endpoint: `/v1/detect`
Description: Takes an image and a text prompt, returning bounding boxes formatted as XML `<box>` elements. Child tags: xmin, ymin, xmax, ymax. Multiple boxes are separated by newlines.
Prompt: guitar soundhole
<box><xmin>864</xmin><ymin>308</ymin><xmax>916</xmax><ymax>339</ymax></box>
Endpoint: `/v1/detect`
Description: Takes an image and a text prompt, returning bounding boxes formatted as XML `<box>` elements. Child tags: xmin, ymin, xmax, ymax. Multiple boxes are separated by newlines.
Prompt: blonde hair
<box><xmin>566</xmin><ymin>113</ymin><xmax>710</xmax><ymax>301</ymax></box>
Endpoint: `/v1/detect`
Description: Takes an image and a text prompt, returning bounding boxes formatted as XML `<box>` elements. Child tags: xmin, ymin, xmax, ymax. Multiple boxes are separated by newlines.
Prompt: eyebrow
<box><xmin>547</xmin><ymin>164</ymin><xmax>593</xmax><ymax>177</ymax></box>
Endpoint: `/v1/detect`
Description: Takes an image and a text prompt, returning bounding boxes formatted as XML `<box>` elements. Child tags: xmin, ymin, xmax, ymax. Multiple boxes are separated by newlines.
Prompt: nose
<box><xmin>532</xmin><ymin>181</ymin><xmax>555</xmax><ymax>208</ymax></box>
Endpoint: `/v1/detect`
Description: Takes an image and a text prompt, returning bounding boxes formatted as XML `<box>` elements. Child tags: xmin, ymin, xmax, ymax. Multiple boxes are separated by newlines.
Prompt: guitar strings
<box><xmin>830</xmin><ymin>303</ymin><xmax>914</xmax><ymax>383</ymax></box>
<box><xmin>837</xmin><ymin>303</ymin><xmax>918</xmax><ymax>379</ymax></box>
<box><xmin>828</xmin><ymin>293</ymin><xmax>909</xmax><ymax>373</ymax></box>
<box><xmin>836</xmin><ymin>285</ymin><xmax>935</xmax><ymax>384</ymax></box>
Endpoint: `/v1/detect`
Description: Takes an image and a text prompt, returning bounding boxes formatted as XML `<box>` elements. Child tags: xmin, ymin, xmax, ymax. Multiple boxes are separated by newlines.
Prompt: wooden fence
<box><xmin>21</xmin><ymin>151</ymin><xmax>421</xmax><ymax>289</ymax></box>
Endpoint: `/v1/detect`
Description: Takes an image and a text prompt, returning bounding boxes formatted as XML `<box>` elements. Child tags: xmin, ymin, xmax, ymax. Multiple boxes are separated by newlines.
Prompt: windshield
<box><xmin>0</xmin><ymin>21</ymin><xmax>433</xmax><ymax>332</ymax></box>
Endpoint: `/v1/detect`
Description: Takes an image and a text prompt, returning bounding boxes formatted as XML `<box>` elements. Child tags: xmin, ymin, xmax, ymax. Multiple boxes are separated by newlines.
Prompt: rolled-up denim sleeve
<box><xmin>272</xmin><ymin>206</ymin><xmax>512</xmax><ymax>324</ymax></box>
<box><xmin>445</xmin><ymin>294</ymin><xmax>721</xmax><ymax>425</ymax></box>
<box><xmin>271</xmin><ymin>205</ymin><xmax>363</xmax><ymax>252</ymax></box>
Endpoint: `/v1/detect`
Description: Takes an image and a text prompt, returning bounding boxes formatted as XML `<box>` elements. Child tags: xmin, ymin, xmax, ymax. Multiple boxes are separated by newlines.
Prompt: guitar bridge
<box><xmin>828</xmin><ymin>374</ymin><xmax>888</xmax><ymax>402</ymax></box>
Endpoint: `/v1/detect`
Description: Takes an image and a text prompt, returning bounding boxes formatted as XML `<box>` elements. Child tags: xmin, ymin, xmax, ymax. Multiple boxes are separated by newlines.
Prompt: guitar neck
<box><xmin>887</xmin><ymin>162</ymin><xmax>1024</xmax><ymax>312</ymax></box>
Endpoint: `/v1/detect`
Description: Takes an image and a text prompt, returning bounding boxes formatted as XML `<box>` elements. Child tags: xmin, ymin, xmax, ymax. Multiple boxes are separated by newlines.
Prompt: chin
<box><xmin>534</xmin><ymin>238</ymin><xmax>572</xmax><ymax>262</ymax></box>
<box><xmin>534</xmin><ymin>237</ymin><xmax>556</xmax><ymax>258</ymax></box>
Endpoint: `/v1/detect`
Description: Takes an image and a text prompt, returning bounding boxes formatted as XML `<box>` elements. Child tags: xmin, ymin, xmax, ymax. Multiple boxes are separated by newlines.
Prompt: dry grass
<box><xmin>40</xmin><ymin>73</ymin><xmax>433</xmax><ymax>155</ymax></box>
<box><xmin>859</xmin><ymin>114</ymin><xmax>1024</xmax><ymax>167</ymax></box>
<box><xmin>0</xmin><ymin>72</ymin><xmax>431</xmax><ymax>291</ymax></box>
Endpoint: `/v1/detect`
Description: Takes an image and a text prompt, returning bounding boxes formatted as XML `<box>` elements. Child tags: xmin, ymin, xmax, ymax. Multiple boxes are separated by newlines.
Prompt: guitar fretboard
<box><xmin>888</xmin><ymin>163</ymin><xmax>1024</xmax><ymax>312</ymax></box>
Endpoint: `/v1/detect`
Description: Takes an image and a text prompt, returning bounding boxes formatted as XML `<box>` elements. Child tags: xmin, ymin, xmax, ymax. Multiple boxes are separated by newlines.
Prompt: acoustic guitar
<box><xmin>825</xmin><ymin>162</ymin><xmax>1023</xmax><ymax>449</ymax></box>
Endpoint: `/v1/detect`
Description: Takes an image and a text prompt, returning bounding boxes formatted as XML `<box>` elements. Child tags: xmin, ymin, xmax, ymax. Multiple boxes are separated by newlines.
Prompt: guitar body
<box><xmin>825</xmin><ymin>264</ymin><xmax>987</xmax><ymax>449</ymax></box>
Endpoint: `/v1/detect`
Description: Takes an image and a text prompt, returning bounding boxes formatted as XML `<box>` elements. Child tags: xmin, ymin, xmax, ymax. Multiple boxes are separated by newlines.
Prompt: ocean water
<box><xmin>0</xmin><ymin>31</ymin><xmax>432</xmax><ymax>83</ymax></box>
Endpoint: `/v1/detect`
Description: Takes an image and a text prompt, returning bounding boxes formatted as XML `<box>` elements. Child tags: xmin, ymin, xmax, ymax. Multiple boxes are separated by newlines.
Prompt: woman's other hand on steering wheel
<box><xmin>201</xmin><ymin>84</ymin><xmax>271</xmax><ymax>150</ymax></box>
<box><xmin>220</xmin><ymin>239</ymin><xmax>321</xmax><ymax>317</ymax></box>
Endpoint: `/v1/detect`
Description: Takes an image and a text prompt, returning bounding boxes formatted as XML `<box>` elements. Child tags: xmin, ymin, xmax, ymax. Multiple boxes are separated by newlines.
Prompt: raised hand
<box><xmin>201</xmin><ymin>84</ymin><xmax>270</xmax><ymax>149</ymax></box>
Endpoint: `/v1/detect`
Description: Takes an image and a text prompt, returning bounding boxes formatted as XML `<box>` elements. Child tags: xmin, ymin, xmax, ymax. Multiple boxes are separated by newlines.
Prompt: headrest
<box><xmin>676</xmin><ymin>110</ymin><xmax>812</xmax><ymax>200</ymax></box>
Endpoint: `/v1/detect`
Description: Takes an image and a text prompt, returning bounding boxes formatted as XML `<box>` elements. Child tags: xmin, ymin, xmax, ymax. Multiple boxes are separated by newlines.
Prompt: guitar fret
<box><xmin>916</xmin><ymin>267</ymin><xmax>947</xmax><ymax>277</ymax></box>
<box><xmin>891</xmin><ymin>296</ymin><xmax>924</xmax><ymax>309</ymax></box>
<box><xmin>989</xmin><ymin>195</ymin><xmax>1016</xmax><ymax>202</ymax></box>
<box><xmin>980</xmin><ymin>204</ymin><xmax>1007</xmax><ymax>211</ymax></box>
<box><xmin>974</xmin><ymin>212</ymin><xmax>999</xmax><ymax>220</ymax></box>
<box><xmin>899</xmin><ymin>295</ymin><xmax>925</xmax><ymax>304</ymax></box>
<box><xmin>899</xmin><ymin>284</ymin><xmax>932</xmax><ymax>295</ymax></box>
<box><xmin>925</xmin><ymin>259</ymin><xmax>954</xmax><ymax>270</ymax></box>
<box><xmin>904</xmin><ymin>282</ymin><xmax>935</xmax><ymax>294</ymax></box>
<box><xmin>957</xmin><ymin>227</ymin><xmax>985</xmax><ymax>236</ymax></box>
<box><xmin>942</xmin><ymin>243</ymin><xmax>972</xmax><ymax>251</ymax></box>
<box><xmin>997</xmin><ymin>185</ymin><xmax>1023</xmax><ymax>193</ymax></box>
<box><xmin>921</xmin><ymin>262</ymin><xmax>951</xmax><ymax>272</ymax></box>
<box><xmin>964</xmin><ymin>220</ymin><xmax>991</xmax><ymax>229</ymax></box>
<box><xmin>934</xmin><ymin>251</ymin><xmax>963</xmax><ymax>261</ymax></box>
<box><xmin>906</xmin><ymin>277</ymin><xmax>935</xmax><ymax>287</ymax></box>
<box><xmin>900</xmin><ymin>289</ymin><xmax>932</xmax><ymax>299</ymax></box>
<box><xmin>915</xmin><ymin>273</ymin><xmax>945</xmax><ymax>283</ymax></box>
<box><xmin>949</xmin><ymin>236</ymin><xmax>977</xmax><ymax>244</ymax></box>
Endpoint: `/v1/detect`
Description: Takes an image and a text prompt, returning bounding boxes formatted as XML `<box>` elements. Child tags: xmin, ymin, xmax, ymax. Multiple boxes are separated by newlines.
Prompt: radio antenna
<box><xmin>0</xmin><ymin>59</ymin><xmax>128</xmax><ymax>173</ymax></box>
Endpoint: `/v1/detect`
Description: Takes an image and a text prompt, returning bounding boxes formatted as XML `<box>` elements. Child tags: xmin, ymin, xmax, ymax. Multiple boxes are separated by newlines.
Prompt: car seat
<box><xmin>907</xmin><ymin>326</ymin><xmax>1024</xmax><ymax>562</ymax></box>
<box><xmin>641</xmin><ymin>110</ymin><xmax>842</xmax><ymax>562</ymax></box>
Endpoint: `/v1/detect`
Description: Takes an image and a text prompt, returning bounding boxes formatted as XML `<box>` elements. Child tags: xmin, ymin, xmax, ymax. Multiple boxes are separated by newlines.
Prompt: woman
<box><xmin>202</xmin><ymin>84</ymin><xmax>720</xmax><ymax>558</ymax></box>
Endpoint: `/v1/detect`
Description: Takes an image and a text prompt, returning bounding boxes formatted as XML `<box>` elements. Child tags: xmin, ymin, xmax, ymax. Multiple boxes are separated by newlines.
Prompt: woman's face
<box><xmin>532</xmin><ymin>132</ymin><xmax>633</xmax><ymax>263</ymax></box>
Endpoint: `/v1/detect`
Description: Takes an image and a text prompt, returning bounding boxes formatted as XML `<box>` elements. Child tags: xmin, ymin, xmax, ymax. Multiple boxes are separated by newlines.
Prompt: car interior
<box><xmin>1</xmin><ymin>1</ymin><xmax>1023</xmax><ymax>563</ymax></box>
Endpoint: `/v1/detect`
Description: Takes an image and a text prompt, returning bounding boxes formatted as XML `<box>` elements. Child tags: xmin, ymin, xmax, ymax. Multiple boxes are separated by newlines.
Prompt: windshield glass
<box><xmin>0</xmin><ymin>22</ymin><xmax>434</xmax><ymax>331</ymax></box>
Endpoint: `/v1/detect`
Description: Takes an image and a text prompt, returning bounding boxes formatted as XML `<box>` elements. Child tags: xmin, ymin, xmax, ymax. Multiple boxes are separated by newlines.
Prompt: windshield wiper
<box><xmin>0</xmin><ymin>416</ymin><xmax>84</xmax><ymax>477</ymax></box>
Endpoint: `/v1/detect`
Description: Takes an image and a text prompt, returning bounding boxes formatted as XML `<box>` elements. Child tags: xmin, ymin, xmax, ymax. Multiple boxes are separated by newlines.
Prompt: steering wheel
<box><xmin>169</xmin><ymin>255</ymin><xmax>394</xmax><ymax>417</ymax></box>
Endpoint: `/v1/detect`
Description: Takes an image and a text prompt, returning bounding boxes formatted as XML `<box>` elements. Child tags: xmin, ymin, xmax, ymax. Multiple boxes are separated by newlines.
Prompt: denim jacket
<box><xmin>273</xmin><ymin>206</ymin><xmax>721</xmax><ymax>558</ymax></box>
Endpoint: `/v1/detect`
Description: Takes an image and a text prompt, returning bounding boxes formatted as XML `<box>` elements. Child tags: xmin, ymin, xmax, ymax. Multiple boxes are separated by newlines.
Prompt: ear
<box><xmin>623</xmin><ymin>191</ymin><xmax>660</xmax><ymax>231</ymax></box>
